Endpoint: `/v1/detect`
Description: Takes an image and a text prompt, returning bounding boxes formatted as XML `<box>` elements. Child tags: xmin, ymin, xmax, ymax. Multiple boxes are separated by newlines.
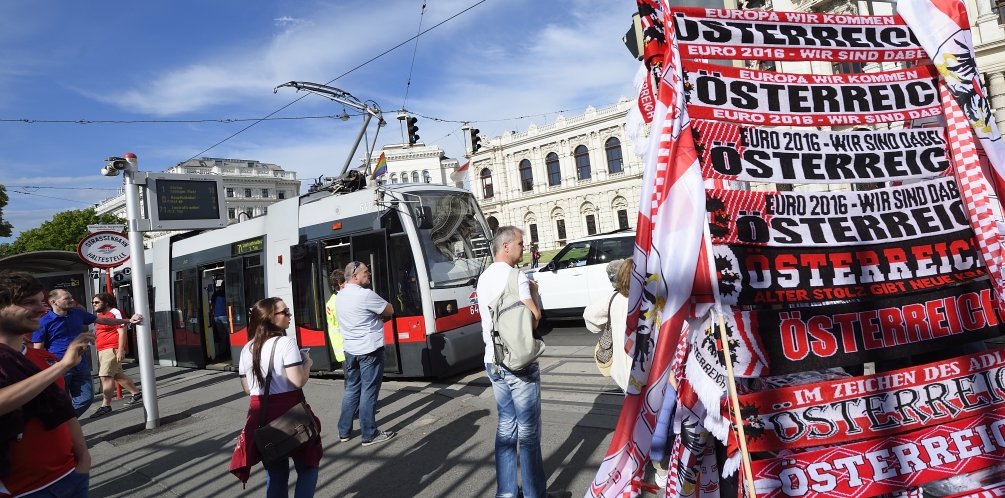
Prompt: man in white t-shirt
<box><xmin>477</xmin><ymin>226</ymin><xmax>557</xmax><ymax>498</ymax></box>
<box><xmin>334</xmin><ymin>261</ymin><xmax>396</xmax><ymax>446</ymax></box>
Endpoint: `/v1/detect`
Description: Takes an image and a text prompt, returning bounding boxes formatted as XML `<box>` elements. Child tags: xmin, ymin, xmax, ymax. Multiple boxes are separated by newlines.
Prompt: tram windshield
<box><xmin>411</xmin><ymin>191</ymin><xmax>493</xmax><ymax>288</ymax></box>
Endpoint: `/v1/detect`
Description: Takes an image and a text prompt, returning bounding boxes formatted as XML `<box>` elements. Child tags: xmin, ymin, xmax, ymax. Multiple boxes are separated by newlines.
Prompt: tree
<box><xmin>0</xmin><ymin>185</ymin><xmax>13</xmax><ymax>238</ymax></box>
<box><xmin>0</xmin><ymin>207</ymin><xmax>124</xmax><ymax>258</ymax></box>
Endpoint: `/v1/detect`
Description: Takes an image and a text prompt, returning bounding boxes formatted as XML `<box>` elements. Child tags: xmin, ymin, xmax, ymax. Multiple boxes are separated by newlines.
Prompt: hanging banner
<box><xmin>682</xmin><ymin>61</ymin><xmax>942</xmax><ymax>126</ymax></box>
<box><xmin>751</xmin><ymin>406</ymin><xmax>1005</xmax><ymax>498</ymax></box>
<box><xmin>670</xmin><ymin>7</ymin><xmax>925</xmax><ymax>62</ymax></box>
<box><xmin>713</xmin><ymin>229</ymin><xmax>985</xmax><ymax>306</ymax></box>
<box><xmin>693</xmin><ymin>119</ymin><xmax>950</xmax><ymax>184</ymax></box>
<box><xmin>733</xmin><ymin>347</ymin><xmax>1005</xmax><ymax>452</ymax></box>
<box><xmin>707</xmin><ymin>177</ymin><xmax>969</xmax><ymax>247</ymax></box>
<box><xmin>745</xmin><ymin>280</ymin><xmax>1003</xmax><ymax>375</ymax></box>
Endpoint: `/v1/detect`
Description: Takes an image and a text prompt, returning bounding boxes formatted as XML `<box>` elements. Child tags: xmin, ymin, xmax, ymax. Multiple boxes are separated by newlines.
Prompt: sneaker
<box><xmin>89</xmin><ymin>406</ymin><xmax>112</xmax><ymax>418</ymax></box>
<box><xmin>361</xmin><ymin>431</ymin><xmax>396</xmax><ymax>446</ymax></box>
<box><xmin>339</xmin><ymin>434</ymin><xmax>351</xmax><ymax>442</ymax></box>
<box><xmin>125</xmin><ymin>393</ymin><xmax>142</xmax><ymax>405</ymax></box>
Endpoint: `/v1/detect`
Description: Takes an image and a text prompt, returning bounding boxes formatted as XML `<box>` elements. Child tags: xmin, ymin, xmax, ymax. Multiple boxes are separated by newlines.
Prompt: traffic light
<box><xmin>470</xmin><ymin>128</ymin><xmax>482</xmax><ymax>153</ymax></box>
<box><xmin>407</xmin><ymin>117</ymin><xmax>420</xmax><ymax>145</ymax></box>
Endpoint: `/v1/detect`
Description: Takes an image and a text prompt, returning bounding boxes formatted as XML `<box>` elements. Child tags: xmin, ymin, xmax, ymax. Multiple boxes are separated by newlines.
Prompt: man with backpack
<box><xmin>477</xmin><ymin>226</ymin><xmax>558</xmax><ymax>498</ymax></box>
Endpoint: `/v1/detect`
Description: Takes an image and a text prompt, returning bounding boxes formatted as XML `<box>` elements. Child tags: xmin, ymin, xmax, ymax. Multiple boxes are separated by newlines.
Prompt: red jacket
<box><xmin>230</xmin><ymin>390</ymin><xmax>323</xmax><ymax>485</ymax></box>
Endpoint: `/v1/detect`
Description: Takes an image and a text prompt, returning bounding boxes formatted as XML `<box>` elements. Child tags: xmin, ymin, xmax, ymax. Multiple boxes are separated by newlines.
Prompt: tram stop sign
<box><xmin>77</xmin><ymin>231</ymin><xmax>130</xmax><ymax>269</ymax></box>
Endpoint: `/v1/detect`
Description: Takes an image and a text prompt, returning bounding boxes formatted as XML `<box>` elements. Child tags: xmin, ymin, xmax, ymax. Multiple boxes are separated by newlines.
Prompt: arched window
<box><xmin>546</xmin><ymin>153</ymin><xmax>561</xmax><ymax>186</ymax></box>
<box><xmin>481</xmin><ymin>168</ymin><xmax>494</xmax><ymax>198</ymax></box>
<box><xmin>606</xmin><ymin>137</ymin><xmax>623</xmax><ymax>173</ymax></box>
<box><xmin>519</xmin><ymin>159</ymin><xmax>533</xmax><ymax>192</ymax></box>
<box><xmin>575</xmin><ymin>145</ymin><xmax>591</xmax><ymax>180</ymax></box>
<box><xmin>422</xmin><ymin>170</ymin><xmax>431</xmax><ymax>183</ymax></box>
<box><xmin>390</xmin><ymin>173</ymin><xmax>398</xmax><ymax>184</ymax></box>
<box><xmin>412</xmin><ymin>171</ymin><xmax>420</xmax><ymax>183</ymax></box>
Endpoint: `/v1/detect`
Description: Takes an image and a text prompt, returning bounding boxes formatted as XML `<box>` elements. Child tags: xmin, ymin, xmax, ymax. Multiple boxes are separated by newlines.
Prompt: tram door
<box><xmin>223</xmin><ymin>254</ymin><xmax>266</xmax><ymax>362</ymax></box>
<box><xmin>173</xmin><ymin>268</ymin><xmax>206</xmax><ymax>369</ymax></box>
<box><xmin>351</xmin><ymin>231</ymin><xmax>401</xmax><ymax>374</ymax></box>
<box><xmin>200</xmin><ymin>265</ymin><xmax>228</xmax><ymax>363</ymax></box>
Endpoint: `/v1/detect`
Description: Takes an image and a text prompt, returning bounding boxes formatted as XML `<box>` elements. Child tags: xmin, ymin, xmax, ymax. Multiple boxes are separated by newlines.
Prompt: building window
<box><xmin>606</xmin><ymin>138</ymin><xmax>623</xmax><ymax>173</ymax></box>
<box><xmin>529</xmin><ymin>223</ymin><xmax>539</xmax><ymax>244</ymax></box>
<box><xmin>226</xmin><ymin>188</ymin><xmax>234</xmax><ymax>198</ymax></box>
<box><xmin>423</xmin><ymin>170</ymin><xmax>431</xmax><ymax>183</ymax></box>
<box><xmin>556</xmin><ymin>219</ymin><xmax>567</xmax><ymax>240</ymax></box>
<box><xmin>214</xmin><ymin>160</ymin><xmax>223</xmax><ymax>167</ymax></box>
<box><xmin>617</xmin><ymin>209</ymin><xmax>629</xmax><ymax>230</ymax></box>
<box><xmin>481</xmin><ymin>168</ymin><xmax>494</xmax><ymax>198</ymax></box>
<box><xmin>586</xmin><ymin>214</ymin><xmax>597</xmax><ymax>235</ymax></box>
<box><xmin>833</xmin><ymin>61</ymin><xmax>864</xmax><ymax>75</ymax></box>
<box><xmin>262</xmin><ymin>189</ymin><xmax>269</xmax><ymax>198</ymax></box>
<box><xmin>519</xmin><ymin>159</ymin><xmax>533</xmax><ymax>192</ymax></box>
<box><xmin>412</xmin><ymin>171</ymin><xmax>420</xmax><ymax>183</ymax></box>
<box><xmin>247</xmin><ymin>162</ymin><xmax>255</xmax><ymax>167</ymax></box>
<box><xmin>228</xmin><ymin>208</ymin><xmax>235</xmax><ymax>219</ymax></box>
<box><xmin>244</xmin><ymin>188</ymin><xmax>252</xmax><ymax>198</ymax></box>
<box><xmin>263</xmin><ymin>206</ymin><xmax>268</xmax><ymax>215</ymax></box>
<box><xmin>278</xmin><ymin>190</ymin><xmax>286</xmax><ymax>199</ymax></box>
<box><xmin>575</xmin><ymin>145</ymin><xmax>591</xmax><ymax>180</ymax></box>
<box><xmin>391</xmin><ymin>173</ymin><xmax>398</xmax><ymax>184</ymax></box>
<box><xmin>546</xmin><ymin>153</ymin><xmax>561</xmax><ymax>186</ymax></box>
<box><xmin>245</xmin><ymin>208</ymin><xmax>253</xmax><ymax>218</ymax></box>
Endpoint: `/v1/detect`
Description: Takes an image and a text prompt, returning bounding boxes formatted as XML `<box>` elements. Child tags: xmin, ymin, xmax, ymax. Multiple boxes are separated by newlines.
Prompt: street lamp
<box><xmin>100</xmin><ymin>152</ymin><xmax>160</xmax><ymax>429</ymax></box>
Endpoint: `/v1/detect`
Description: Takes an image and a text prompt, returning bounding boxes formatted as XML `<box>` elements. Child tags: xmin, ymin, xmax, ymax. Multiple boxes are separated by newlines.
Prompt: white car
<box><xmin>530</xmin><ymin>231</ymin><xmax>636</xmax><ymax>320</ymax></box>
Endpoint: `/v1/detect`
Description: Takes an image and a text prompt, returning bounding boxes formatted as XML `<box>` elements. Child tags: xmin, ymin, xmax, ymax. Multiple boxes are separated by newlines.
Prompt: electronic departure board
<box><xmin>144</xmin><ymin>174</ymin><xmax>227</xmax><ymax>231</ymax></box>
<box><xmin>155</xmin><ymin>180</ymin><xmax>220</xmax><ymax>220</ymax></box>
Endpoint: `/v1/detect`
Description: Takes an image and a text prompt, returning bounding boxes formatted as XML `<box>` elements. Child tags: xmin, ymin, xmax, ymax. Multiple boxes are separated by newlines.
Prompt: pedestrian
<box><xmin>530</xmin><ymin>244</ymin><xmax>541</xmax><ymax>269</ymax></box>
<box><xmin>324</xmin><ymin>270</ymin><xmax>346</xmax><ymax>365</ymax></box>
<box><xmin>0</xmin><ymin>271</ymin><xmax>93</xmax><ymax>497</ymax></box>
<box><xmin>335</xmin><ymin>261</ymin><xmax>396</xmax><ymax>446</ymax></box>
<box><xmin>230</xmin><ymin>297</ymin><xmax>321</xmax><ymax>497</ymax></box>
<box><xmin>89</xmin><ymin>292</ymin><xmax>142</xmax><ymax>418</ymax></box>
<box><xmin>477</xmin><ymin>226</ymin><xmax>558</xmax><ymax>498</ymax></box>
<box><xmin>32</xmin><ymin>289</ymin><xmax>141</xmax><ymax>418</ymax></box>
<box><xmin>583</xmin><ymin>258</ymin><xmax>632</xmax><ymax>392</ymax></box>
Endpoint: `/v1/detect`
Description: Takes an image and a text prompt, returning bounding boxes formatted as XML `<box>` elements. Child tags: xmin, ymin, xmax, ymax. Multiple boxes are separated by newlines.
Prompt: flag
<box><xmin>897</xmin><ymin>0</ymin><xmax>1005</xmax><ymax>300</ymax></box>
<box><xmin>370</xmin><ymin>152</ymin><xmax>387</xmax><ymax>180</ymax></box>
<box><xmin>586</xmin><ymin>2</ymin><xmax>708</xmax><ymax>496</ymax></box>
<box><xmin>449</xmin><ymin>160</ymin><xmax>470</xmax><ymax>183</ymax></box>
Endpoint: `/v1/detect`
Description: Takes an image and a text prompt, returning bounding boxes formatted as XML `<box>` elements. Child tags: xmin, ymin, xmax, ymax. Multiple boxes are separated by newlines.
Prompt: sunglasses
<box><xmin>351</xmin><ymin>261</ymin><xmax>362</xmax><ymax>274</ymax></box>
<box><xmin>277</xmin><ymin>308</ymin><xmax>292</xmax><ymax>317</ymax></box>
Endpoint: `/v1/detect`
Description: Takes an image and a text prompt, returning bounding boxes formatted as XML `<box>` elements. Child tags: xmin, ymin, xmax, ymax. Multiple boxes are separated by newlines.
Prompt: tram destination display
<box><xmin>143</xmin><ymin>173</ymin><xmax>227</xmax><ymax>231</ymax></box>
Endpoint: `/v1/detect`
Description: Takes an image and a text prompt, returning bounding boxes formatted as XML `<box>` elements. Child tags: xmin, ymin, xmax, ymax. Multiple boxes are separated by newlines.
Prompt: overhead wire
<box><xmin>0</xmin><ymin>115</ymin><xmax>359</xmax><ymax>124</ymax></box>
<box><xmin>185</xmin><ymin>0</ymin><xmax>488</xmax><ymax>161</ymax></box>
<box><xmin>402</xmin><ymin>1</ymin><xmax>427</xmax><ymax>110</ymax></box>
<box><xmin>8</xmin><ymin>189</ymin><xmax>95</xmax><ymax>205</ymax></box>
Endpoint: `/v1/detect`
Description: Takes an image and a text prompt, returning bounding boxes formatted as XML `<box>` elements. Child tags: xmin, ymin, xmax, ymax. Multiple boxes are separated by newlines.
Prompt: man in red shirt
<box><xmin>0</xmin><ymin>271</ymin><xmax>92</xmax><ymax>498</ymax></box>
<box><xmin>88</xmin><ymin>292</ymin><xmax>141</xmax><ymax>418</ymax></box>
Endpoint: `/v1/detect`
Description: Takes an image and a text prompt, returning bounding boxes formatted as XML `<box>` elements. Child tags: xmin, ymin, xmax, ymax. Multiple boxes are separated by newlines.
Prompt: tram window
<box><xmin>412</xmin><ymin>191</ymin><xmax>494</xmax><ymax>288</ymax></box>
<box><xmin>388</xmin><ymin>234</ymin><xmax>421</xmax><ymax>316</ymax></box>
<box><xmin>245</xmin><ymin>255</ymin><xmax>261</xmax><ymax>268</ymax></box>
<box><xmin>290</xmin><ymin>243</ymin><xmax>323</xmax><ymax>331</ymax></box>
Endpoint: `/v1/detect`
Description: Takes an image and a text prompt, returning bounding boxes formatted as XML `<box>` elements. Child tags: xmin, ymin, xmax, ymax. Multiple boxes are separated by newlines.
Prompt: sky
<box><xmin>0</xmin><ymin>0</ymin><xmax>640</xmax><ymax>241</ymax></box>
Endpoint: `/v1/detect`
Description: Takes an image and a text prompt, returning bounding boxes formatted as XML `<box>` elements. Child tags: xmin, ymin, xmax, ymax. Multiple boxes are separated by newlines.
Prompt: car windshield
<box><xmin>411</xmin><ymin>191</ymin><xmax>493</xmax><ymax>288</ymax></box>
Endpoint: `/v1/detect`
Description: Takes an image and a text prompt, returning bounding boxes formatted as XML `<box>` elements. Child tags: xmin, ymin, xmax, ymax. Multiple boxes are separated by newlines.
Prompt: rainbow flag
<box><xmin>370</xmin><ymin>152</ymin><xmax>387</xmax><ymax>180</ymax></box>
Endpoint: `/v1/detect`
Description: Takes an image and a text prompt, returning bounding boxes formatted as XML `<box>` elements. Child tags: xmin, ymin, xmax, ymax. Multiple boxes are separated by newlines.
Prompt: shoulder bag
<box><xmin>253</xmin><ymin>339</ymin><xmax>319</xmax><ymax>465</ymax></box>
<box><xmin>490</xmin><ymin>268</ymin><xmax>546</xmax><ymax>375</ymax></box>
<box><xmin>594</xmin><ymin>292</ymin><xmax>618</xmax><ymax>377</ymax></box>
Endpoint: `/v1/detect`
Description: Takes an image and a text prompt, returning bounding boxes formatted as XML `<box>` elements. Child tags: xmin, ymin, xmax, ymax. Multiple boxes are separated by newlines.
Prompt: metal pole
<box><xmin>122</xmin><ymin>152</ymin><xmax>160</xmax><ymax>429</ymax></box>
<box><xmin>339</xmin><ymin>112</ymin><xmax>373</xmax><ymax>176</ymax></box>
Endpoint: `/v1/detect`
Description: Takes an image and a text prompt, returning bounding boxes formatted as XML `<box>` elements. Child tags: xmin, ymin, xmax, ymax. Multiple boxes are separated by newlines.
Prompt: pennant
<box><xmin>670</xmin><ymin>7</ymin><xmax>925</xmax><ymax>62</ymax></box>
<box><xmin>370</xmin><ymin>152</ymin><xmax>388</xmax><ymax>181</ymax></box>
<box><xmin>449</xmin><ymin>160</ymin><xmax>469</xmax><ymax>183</ymax></box>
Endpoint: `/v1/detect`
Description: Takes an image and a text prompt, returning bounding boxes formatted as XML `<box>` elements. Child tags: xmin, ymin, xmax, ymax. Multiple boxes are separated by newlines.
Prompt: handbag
<box><xmin>490</xmin><ymin>268</ymin><xmax>546</xmax><ymax>375</ymax></box>
<box><xmin>253</xmin><ymin>339</ymin><xmax>320</xmax><ymax>465</ymax></box>
<box><xmin>594</xmin><ymin>292</ymin><xmax>618</xmax><ymax>377</ymax></box>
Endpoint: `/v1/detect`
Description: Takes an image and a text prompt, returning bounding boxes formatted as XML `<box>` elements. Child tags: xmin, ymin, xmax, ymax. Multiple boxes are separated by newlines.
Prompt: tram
<box><xmin>148</xmin><ymin>176</ymin><xmax>494</xmax><ymax>378</ymax></box>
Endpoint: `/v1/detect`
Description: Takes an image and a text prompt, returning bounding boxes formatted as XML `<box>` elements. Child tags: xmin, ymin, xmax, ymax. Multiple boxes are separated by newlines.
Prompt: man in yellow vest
<box><xmin>325</xmin><ymin>270</ymin><xmax>347</xmax><ymax>363</ymax></box>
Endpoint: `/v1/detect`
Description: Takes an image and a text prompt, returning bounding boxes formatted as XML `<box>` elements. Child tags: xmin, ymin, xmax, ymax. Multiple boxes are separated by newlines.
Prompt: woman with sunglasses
<box><xmin>230</xmin><ymin>298</ymin><xmax>321</xmax><ymax>498</ymax></box>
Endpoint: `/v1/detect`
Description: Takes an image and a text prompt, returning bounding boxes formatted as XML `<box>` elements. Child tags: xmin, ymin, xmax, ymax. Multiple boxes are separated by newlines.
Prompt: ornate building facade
<box><xmin>466</xmin><ymin>99</ymin><xmax>643</xmax><ymax>251</ymax></box>
<box><xmin>364</xmin><ymin>143</ymin><xmax>459</xmax><ymax>186</ymax></box>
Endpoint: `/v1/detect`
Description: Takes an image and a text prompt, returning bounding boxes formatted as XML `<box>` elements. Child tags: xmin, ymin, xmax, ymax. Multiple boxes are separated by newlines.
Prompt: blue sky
<box><xmin>0</xmin><ymin>0</ymin><xmax>639</xmax><ymax>241</ymax></box>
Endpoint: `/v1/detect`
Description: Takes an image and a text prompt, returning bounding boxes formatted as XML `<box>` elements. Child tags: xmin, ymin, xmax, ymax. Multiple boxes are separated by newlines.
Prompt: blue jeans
<box><xmin>338</xmin><ymin>349</ymin><xmax>385</xmax><ymax>441</ymax></box>
<box><xmin>21</xmin><ymin>471</ymin><xmax>89</xmax><ymax>498</ymax></box>
<box><xmin>63</xmin><ymin>368</ymin><xmax>94</xmax><ymax>418</ymax></box>
<box><xmin>264</xmin><ymin>457</ymin><xmax>318</xmax><ymax>498</ymax></box>
<box><xmin>485</xmin><ymin>363</ymin><xmax>546</xmax><ymax>498</ymax></box>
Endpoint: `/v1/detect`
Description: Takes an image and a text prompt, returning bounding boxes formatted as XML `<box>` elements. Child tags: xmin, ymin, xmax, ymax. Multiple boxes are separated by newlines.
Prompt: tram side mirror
<box><xmin>417</xmin><ymin>206</ymin><xmax>434</xmax><ymax>230</ymax></box>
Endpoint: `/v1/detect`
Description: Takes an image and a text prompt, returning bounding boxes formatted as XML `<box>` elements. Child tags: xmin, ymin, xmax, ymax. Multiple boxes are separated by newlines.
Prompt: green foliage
<box><xmin>0</xmin><ymin>185</ymin><xmax>13</xmax><ymax>238</ymax></box>
<box><xmin>0</xmin><ymin>207</ymin><xmax>124</xmax><ymax>258</ymax></box>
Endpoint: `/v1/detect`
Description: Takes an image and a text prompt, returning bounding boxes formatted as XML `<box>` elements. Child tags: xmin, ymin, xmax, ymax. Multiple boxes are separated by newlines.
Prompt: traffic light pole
<box><xmin>122</xmin><ymin>153</ymin><xmax>160</xmax><ymax>429</ymax></box>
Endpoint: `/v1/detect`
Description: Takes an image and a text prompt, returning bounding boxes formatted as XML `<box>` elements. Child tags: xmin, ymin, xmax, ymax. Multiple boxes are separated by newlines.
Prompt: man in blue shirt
<box><xmin>32</xmin><ymin>289</ymin><xmax>142</xmax><ymax>417</ymax></box>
